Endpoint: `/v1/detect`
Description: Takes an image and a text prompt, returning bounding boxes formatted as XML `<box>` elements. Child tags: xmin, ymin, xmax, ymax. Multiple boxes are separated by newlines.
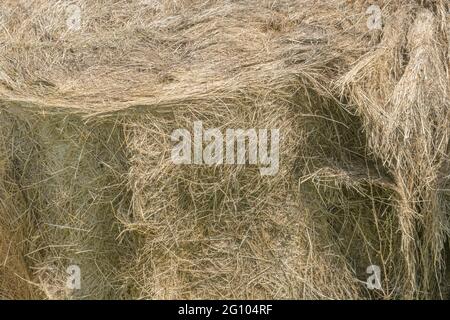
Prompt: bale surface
<box><xmin>0</xmin><ymin>0</ymin><xmax>449</xmax><ymax>299</ymax></box>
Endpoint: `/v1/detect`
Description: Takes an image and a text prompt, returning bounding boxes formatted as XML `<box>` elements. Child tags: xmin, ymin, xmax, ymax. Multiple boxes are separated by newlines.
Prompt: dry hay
<box><xmin>6</xmin><ymin>112</ymin><xmax>134</xmax><ymax>299</ymax></box>
<box><xmin>122</xmin><ymin>91</ymin><xmax>362</xmax><ymax>299</ymax></box>
<box><xmin>0</xmin><ymin>111</ymin><xmax>39</xmax><ymax>299</ymax></box>
<box><xmin>0</xmin><ymin>0</ymin><xmax>448</xmax><ymax>299</ymax></box>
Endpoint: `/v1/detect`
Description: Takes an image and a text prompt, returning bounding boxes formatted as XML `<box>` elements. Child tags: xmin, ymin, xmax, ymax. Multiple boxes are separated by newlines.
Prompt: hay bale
<box><xmin>11</xmin><ymin>113</ymin><xmax>134</xmax><ymax>299</ymax></box>
<box><xmin>0</xmin><ymin>0</ymin><xmax>448</xmax><ymax>299</ymax></box>
<box><xmin>122</xmin><ymin>92</ymin><xmax>362</xmax><ymax>299</ymax></box>
<box><xmin>0</xmin><ymin>110</ymin><xmax>39</xmax><ymax>299</ymax></box>
<box><xmin>336</xmin><ymin>2</ymin><xmax>450</xmax><ymax>298</ymax></box>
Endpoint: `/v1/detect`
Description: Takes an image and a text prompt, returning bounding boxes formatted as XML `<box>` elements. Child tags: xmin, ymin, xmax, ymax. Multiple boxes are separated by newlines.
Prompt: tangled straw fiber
<box><xmin>0</xmin><ymin>0</ymin><xmax>449</xmax><ymax>299</ymax></box>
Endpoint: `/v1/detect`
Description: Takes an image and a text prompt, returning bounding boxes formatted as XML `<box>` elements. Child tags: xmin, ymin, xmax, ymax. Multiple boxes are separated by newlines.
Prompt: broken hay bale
<box><xmin>5</xmin><ymin>112</ymin><xmax>135</xmax><ymax>299</ymax></box>
<box><xmin>337</xmin><ymin>4</ymin><xmax>450</xmax><ymax>298</ymax></box>
<box><xmin>121</xmin><ymin>94</ymin><xmax>363</xmax><ymax>299</ymax></box>
<box><xmin>0</xmin><ymin>111</ymin><xmax>40</xmax><ymax>299</ymax></box>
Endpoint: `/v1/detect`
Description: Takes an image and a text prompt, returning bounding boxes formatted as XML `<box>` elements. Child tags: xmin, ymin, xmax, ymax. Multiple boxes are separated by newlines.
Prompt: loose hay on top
<box><xmin>0</xmin><ymin>0</ymin><xmax>449</xmax><ymax>299</ymax></box>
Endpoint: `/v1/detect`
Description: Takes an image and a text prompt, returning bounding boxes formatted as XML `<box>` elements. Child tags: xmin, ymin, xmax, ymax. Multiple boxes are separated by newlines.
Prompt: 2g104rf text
<box><xmin>178</xmin><ymin>304</ymin><xmax>272</xmax><ymax>317</ymax></box>
<box><xmin>222</xmin><ymin>304</ymin><xmax>272</xmax><ymax>315</ymax></box>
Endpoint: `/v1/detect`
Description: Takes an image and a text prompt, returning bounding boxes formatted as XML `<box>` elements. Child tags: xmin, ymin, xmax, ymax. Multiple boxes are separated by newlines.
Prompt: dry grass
<box><xmin>0</xmin><ymin>112</ymin><xmax>40</xmax><ymax>299</ymax></box>
<box><xmin>0</xmin><ymin>0</ymin><xmax>448</xmax><ymax>299</ymax></box>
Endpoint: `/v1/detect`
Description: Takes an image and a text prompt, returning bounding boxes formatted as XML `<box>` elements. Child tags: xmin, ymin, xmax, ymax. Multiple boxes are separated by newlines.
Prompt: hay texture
<box><xmin>0</xmin><ymin>0</ymin><xmax>449</xmax><ymax>299</ymax></box>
